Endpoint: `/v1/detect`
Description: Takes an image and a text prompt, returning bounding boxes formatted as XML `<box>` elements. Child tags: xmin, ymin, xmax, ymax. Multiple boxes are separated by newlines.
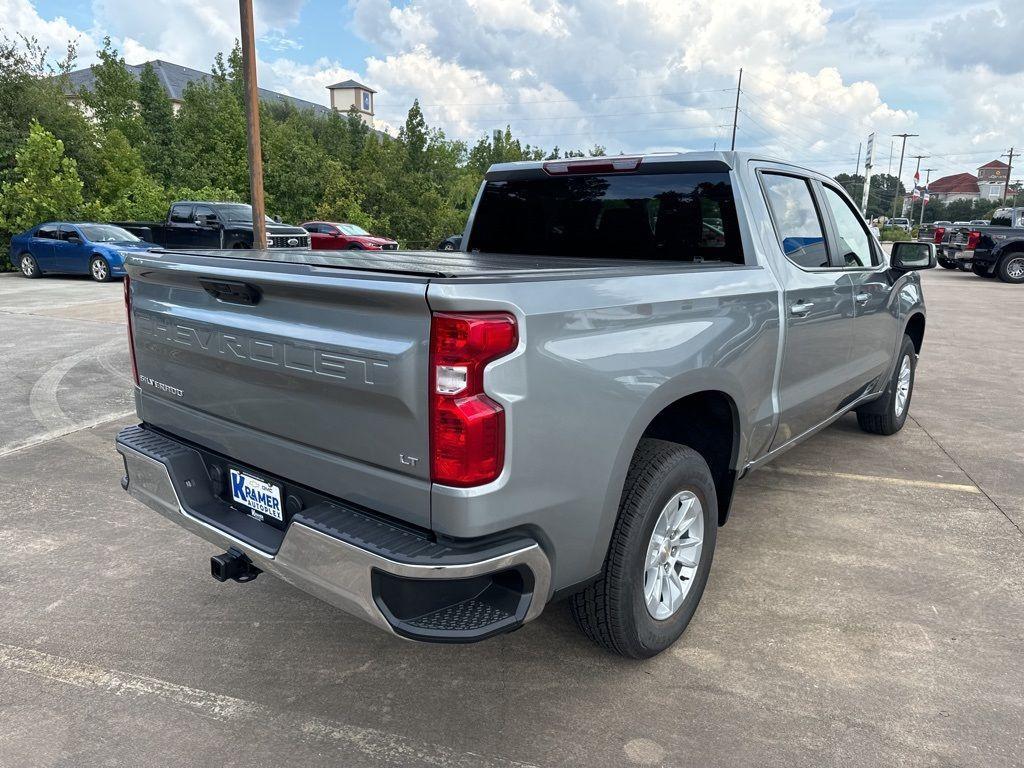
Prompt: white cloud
<box><xmin>1</xmin><ymin>0</ymin><xmax>97</xmax><ymax>60</ymax></box>
<box><xmin>929</xmin><ymin>0</ymin><xmax>1023</xmax><ymax>75</ymax></box>
<box><xmin>339</xmin><ymin>0</ymin><xmax>912</xmax><ymax>164</ymax></box>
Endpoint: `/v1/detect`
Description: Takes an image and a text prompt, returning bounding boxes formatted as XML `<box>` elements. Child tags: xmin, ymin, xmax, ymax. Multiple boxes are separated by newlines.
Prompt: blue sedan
<box><xmin>10</xmin><ymin>222</ymin><xmax>156</xmax><ymax>282</ymax></box>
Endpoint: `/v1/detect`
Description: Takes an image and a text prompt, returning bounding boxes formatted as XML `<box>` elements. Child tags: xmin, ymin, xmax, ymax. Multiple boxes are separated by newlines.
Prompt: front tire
<box><xmin>90</xmin><ymin>255</ymin><xmax>111</xmax><ymax>282</ymax></box>
<box><xmin>19</xmin><ymin>253</ymin><xmax>41</xmax><ymax>278</ymax></box>
<box><xmin>997</xmin><ymin>253</ymin><xmax>1024</xmax><ymax>284</ymax></box>
<box><xmin>857</xmin><ymin>334</ymin><xmax>916</xmax><ymax>435</ymax></box>
<box><xmin>570</xmin><ymin>439</ymin><xmax>717</xmax><ymax>658</ymax></box>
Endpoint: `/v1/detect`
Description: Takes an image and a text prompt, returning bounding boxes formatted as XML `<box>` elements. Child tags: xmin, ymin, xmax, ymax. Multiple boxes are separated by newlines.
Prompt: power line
<box><xmin>422</xmin><ymin>104</ymin><xmax>733</xmax><ymax>125</ymax></box>
<box><xmin>417</xmin><ymin>86</ymin><xmax>734</xmax><ymax>110</ymax></box>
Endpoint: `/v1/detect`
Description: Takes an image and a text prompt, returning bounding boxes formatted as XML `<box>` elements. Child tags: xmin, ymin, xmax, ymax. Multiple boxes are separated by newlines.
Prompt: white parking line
<box><xmin>0</xmin><ymin>643</ymin><xmax>538</xmax><ymax>768</ymax></box>
<box><xmin>756</xmin><ymin>465</ymin><xmax>981</xmax><ymax>494</ymax></box>
<box><xmin>0</xmin><ymin>410</ymin><xmax>135</xmax><ymax>457</ymax></box>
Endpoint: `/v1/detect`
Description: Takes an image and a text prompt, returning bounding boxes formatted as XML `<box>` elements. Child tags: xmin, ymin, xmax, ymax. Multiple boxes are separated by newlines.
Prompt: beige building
<box><xmin>327</xmin><ymin>80</ymin><xmax>376</xmax><ymax>127</ymax></box>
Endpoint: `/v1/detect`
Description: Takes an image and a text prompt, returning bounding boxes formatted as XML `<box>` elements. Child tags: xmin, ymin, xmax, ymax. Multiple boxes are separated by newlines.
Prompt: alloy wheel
<box><xmin>643</xmin><ymin>490</ymin><xmax>704</xmax><ymax>620</ymax></box>
<box><xmin>894</xmin><ymin>355</ymin><xmax>912</xmax><ymax>418</ymax></box>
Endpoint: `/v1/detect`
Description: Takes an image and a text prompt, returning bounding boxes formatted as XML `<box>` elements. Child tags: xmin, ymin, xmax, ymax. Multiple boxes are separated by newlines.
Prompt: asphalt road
<box><xmin>0</xmin><ymin>268</ymin><xmax>1021</xmax><ymax>767</ymax></box>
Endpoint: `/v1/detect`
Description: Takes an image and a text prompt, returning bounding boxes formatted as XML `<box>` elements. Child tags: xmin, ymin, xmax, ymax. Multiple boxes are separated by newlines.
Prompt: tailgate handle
<box><xmin>200</xmin><ymin>279</ymin><xmax>262</xmax><ymax>305</ymax></box>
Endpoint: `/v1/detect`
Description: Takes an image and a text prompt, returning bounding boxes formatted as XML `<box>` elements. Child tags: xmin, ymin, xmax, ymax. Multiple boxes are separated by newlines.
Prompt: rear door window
<box><xmin>467</xmin><ymin>171</ymin><xmax>744</xmax><ymax>263</ymax></box>
<box><xmin>35</xmin><ymin>224</ymin><xmax>60</xmax><ymax>239</ymax></box>
<box><xmin>760</xmin><ymin>173</ymin><xmax>830</xmax><ymax>269</ymax></box>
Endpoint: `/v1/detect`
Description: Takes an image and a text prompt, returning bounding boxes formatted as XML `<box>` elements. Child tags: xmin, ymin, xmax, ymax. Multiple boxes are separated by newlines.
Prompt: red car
<box><xmin>301</xmin><ymin>221</ymin><xmax>398</xmax><ymax>250</ymax></box>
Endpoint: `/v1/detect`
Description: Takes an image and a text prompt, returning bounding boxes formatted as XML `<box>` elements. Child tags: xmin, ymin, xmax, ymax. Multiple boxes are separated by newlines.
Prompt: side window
<box><xmin>821</xmin><ymin>186</ymin><xmax>876</xmax><ymax>268</ymax></box>
<box><xmin>36</xmin><ymin>224</ymin><xmax>59</xmax><ymax>239</ymax></box>
<box><xmin>761</xmin><ymin>173</ymin><xmax>830</xmax><ymax>269</ymax></box>
<box><xmin>193</xmin><ymin>205</ymin><xmax>216</xmax><ymax>222</ymax></box>
<box><xmin>59</xmin><ymin>226</ymin><xmax>80</xmax><ymax>241</ymax></box>
<box><xmin>170</xmin><ymin>204</ymin><xmax>193</xmax><ymax>223</ymax></box>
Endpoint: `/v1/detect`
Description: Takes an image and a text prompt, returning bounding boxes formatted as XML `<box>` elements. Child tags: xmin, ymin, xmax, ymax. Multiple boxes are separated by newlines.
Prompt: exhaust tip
<box><xmin>211</xmin><ymin>547</ymin><xmax>261</xmax><ymax>583</ymax></box>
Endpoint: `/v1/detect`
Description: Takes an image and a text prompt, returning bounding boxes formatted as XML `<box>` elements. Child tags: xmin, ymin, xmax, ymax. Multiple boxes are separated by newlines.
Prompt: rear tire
<box><xmin>972</xmin><ymin>263</ymin><xmax>995</xmax><ymax>278</ymax></box>
<box><xmin>857</xmin><ymin>335</ymin><xmax>916</xmax><ymax>435</ymax></box>
<box><xmin>570</xmin><ymin>439</ymin><xmax>717</xmax><ymax>658</ymax></box>
<box><xmin>938</xmin><ymin>259</ymin><xmax>958</xmax><ymax>270</ymax></box>
<box><xmin>19</xmin><ymin>253</ymin><xmax>41</xmax><ymax>278</ymax></box>
<box><xmin>997</xmin><ymin>253</ymin><xmax>1024</xmax><ymax>284</ymax></box>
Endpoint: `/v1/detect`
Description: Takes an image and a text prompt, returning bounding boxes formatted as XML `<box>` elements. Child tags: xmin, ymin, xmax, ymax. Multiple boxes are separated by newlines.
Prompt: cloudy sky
<box><xmin>6</xmin><ymin>0</ymin><xmax>1022</xmax><ymax>185</ymax></box>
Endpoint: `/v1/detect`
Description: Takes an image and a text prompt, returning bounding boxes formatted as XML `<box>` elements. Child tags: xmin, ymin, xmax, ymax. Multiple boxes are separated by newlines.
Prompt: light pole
<box><xmin>890</xmin><ymin>133</ymin><xmax>918</xmax><ymax>220</ymax></box>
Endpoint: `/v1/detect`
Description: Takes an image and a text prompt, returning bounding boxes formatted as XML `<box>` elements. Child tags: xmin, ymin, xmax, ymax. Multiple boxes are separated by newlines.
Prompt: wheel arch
<box><xmin>639</xmin><ymin>390</ymin><xmax>741</xmax><ymax>526</ymax></box>
<box><xmin>904</xmin><ymin>311</ymin><xmax>925</xmax><ymax>354</ymax></box>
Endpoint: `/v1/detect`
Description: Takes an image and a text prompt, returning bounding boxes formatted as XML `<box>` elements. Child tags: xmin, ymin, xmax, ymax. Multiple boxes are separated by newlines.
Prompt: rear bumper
<box><xmin>115</xmin><ymin>425</ymin><xmax>551</xmax><ymax>643</ymax></box>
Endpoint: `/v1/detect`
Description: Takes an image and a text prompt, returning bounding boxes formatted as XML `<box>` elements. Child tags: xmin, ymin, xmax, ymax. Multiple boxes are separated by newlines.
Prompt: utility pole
<box><xmin>887</xmin><ymin>138</ymin><xmax>894</xmax><ymax>175</ymax></box>
<box><xmin>890</xmin><ymin>133</ymin><xmax>918</xmax><ymax>220</ymax></box>
<box><xmin>1002</xmin><ymin>147</ymin><xmax>1017</xmax><ymax>202</ymax></box>
<box><xmin>730</xmin><ymin>68</ymin><xmax>742</xmax><ymax>151</ymax></box>
<box><xmin>918</xmin><ymin>168</ymin><xmax>936</xmax><ymax>230</ymax></box>
<box><xmin>239</xmin><ymin>0</ymin><xmax>268</xmax><ymax>250</ymax></box>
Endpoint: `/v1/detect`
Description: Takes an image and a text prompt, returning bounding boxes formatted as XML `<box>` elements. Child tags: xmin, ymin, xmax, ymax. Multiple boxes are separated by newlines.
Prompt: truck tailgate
<box><xmin>126</xmin><ymin>251</ymin><xmax>432</xmax><ymax>528</ymax></box>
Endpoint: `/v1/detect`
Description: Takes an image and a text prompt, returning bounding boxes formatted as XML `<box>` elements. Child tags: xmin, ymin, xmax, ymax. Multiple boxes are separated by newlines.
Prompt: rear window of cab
<box><xmin>467</xmin><ymin>171</ymin><xmax>744</xmax><ymax>264</ymax></box>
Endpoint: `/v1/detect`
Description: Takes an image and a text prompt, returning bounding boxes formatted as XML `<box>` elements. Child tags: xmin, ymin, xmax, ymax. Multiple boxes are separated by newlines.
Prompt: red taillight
<box><xmin>542</xmin><ymin>156</ymin><xmax>643</xmax><ymax>175</ymax></box>
<box><xmin>933</xmin><ymin>227</ymin><xmax>945</xmax><ymax>244</ymax></box>
<box><xmin>967</xmin><ymin>230</ymin><xmax>981</xmax><ymax>250</ymax></box>
<box><xmin>429</xmin><ymin>311</ymin><xmax>518</xmax><ymax>487</ymax></box>
<box><xmin>124</xmin><ymin>275</ymin><xmax>139</xmax><ymax>386</ymax></box>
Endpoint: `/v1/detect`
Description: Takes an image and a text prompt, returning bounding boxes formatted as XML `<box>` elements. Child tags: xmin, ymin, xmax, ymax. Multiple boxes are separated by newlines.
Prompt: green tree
<box><xmin>315</xmin><ymin>161</ymin><xmax>378</xmax><ymax>231</ymax></box>
<box><xmin>92</xmin><ymin>128</ymin><xmax>167</xmax><ymax>219</ymax></box>
<box><xmin>137</xmin><ymin>62</ymin><xmax>177</xmax><ymax>184</ymax></box>
<box><xmin>0</xmin><ymin>121</ymin><xmax>84</xmax><ymax>261</ymax></box>
<box><xmin>0</xmin><ymin>36</ymin><xmax>102</xmax><ymax>197</ymax></box>
<box><xmin>80</xmin><ymin>37</ymin><xmax>142</xmax><ymax>145</ymax></box>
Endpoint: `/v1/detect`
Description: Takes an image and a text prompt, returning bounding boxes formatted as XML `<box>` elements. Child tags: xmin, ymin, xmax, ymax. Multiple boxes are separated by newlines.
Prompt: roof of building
<box><xmin>928</xmin><ymin>172</ymin><xmax>980</xmax><ymax>195</ymax></box>
<box><xmin>64</xmin><ymin>59</ymin><xmax>332</xmax><ymax>116</ymax></box>
<box><xmin>978</xmin><ymin>159</ymin><xmax>1009</xmax><ymax>171</ymax></box>
<box><xmin>327</xmin><ymin>79</ymin><xmax>376</xmax><ymax>93</ymax></box>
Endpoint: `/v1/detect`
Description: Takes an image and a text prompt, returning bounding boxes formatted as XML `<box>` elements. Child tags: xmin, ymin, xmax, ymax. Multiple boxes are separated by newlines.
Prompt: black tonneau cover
<box><xmin>148</xmin><ymin>248</ymin><xmax>739</xmax><ymax>280</ymax></box>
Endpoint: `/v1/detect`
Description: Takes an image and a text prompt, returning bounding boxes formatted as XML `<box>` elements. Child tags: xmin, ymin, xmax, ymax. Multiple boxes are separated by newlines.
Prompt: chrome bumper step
<box><xmin>115</xmin><ymin>425</ymin><xmax>551</xmax><ymax>642</ymax></box>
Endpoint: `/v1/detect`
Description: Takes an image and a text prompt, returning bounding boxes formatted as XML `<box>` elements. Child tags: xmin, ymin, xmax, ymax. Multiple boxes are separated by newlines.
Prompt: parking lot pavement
<box><xmin>0</xmin><ymin>269</ymin><xmax>1021</xmax><ymax>767</ymax></box>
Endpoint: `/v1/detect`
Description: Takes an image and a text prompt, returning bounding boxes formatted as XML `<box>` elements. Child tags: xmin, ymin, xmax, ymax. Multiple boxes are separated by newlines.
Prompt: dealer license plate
<box><xmin>229</xmin><ymin>468</ymin><xmax>284</xmax><ymax>522</ymax></box>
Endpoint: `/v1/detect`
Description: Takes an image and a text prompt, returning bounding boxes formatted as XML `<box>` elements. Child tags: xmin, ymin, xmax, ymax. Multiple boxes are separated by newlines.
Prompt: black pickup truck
<box><xmin>115</xmin><ymin>202</ymin><xmax>310</xmax><ymax>250</ymax></box>
<box><xmin>938</xmin><ymin>207</ymin><xmax>1024</xmax><ymax>283</ymax></box>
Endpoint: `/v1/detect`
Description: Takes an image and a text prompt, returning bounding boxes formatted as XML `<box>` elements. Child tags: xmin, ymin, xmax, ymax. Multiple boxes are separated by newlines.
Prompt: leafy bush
<box><xmin>880</xmin><ymin>227</ymin><xmax>912</xmax><ymax>241</ymax></box>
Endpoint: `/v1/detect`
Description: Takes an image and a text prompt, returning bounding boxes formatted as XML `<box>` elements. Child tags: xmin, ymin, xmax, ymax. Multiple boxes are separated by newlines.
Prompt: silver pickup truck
<box><xmin>115</xmin><ymin>152</ymin><xmax>936</xmax><ymax>658</ymax></box>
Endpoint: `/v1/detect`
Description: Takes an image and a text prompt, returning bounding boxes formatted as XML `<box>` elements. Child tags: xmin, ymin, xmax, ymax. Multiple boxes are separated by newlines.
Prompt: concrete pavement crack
<box><xmin>909</xmin><ymin>414</ymin><xmax>1023</xmax><ymax>538</ymax></box>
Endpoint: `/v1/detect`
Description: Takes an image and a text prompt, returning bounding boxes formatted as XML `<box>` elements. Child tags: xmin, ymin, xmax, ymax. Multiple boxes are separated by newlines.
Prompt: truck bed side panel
<box><xmin>426</xmin><ymin>266</ymin><xmax>781</xmax><ymax>588</ymax></box>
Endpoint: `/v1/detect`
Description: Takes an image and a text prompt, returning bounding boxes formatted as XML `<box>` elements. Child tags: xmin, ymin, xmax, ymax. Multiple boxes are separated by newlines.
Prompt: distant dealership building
<box><xmin>63</xmin><ymin>60</ymin><xmax>378</xmax><ymax>128</ymax></box>
<box><xmin>928</xmin><ymin>159</ymin><xmax>1011</xmax><ymax>203</ymax></box>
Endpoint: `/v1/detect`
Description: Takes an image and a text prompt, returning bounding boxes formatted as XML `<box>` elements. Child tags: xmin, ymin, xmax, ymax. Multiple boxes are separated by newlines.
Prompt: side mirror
<box><xmin>891</xmin><ymin>241</ymin><xmax>936</xmax><ymax>271</ymax></box>
<box><xmin>66</xmin><ymin>235</ymin><xmax>82</xmax><ymax>244</ymax></box>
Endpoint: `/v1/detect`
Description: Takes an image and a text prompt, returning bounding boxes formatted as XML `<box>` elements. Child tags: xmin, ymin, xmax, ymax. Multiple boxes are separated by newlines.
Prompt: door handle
<box><xmin>789</xmin><ymin>301</ymin><xmax>814</xmax><ymax>317</ymax></box>
<box><xmin>855</xmin><ymin>292</ymin><xmax>871</xmax><ymax>304</ymax></box>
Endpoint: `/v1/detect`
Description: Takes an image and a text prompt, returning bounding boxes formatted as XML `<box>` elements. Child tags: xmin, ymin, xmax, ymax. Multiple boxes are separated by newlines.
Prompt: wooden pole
<box><xmin>239</xmin><ymin>0</ymin><xmax>267</xmax><ymax>249</ymax></box>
